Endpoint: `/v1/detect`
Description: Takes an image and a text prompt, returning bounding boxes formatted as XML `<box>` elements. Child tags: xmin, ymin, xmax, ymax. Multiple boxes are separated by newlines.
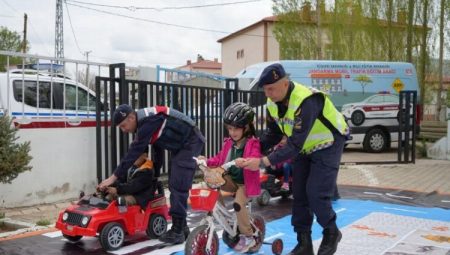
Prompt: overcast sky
<box><xmin>0</xmin><ymin>0</ymin><xmax>273</xmax><ymax>70</ymax></box>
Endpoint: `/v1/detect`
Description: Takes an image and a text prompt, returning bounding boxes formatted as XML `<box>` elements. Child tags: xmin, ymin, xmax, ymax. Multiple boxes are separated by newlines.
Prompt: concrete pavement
<box><xmin>1</xmin><ymin>158</ymin><xmax>449</xmax><ymax>239</ymax></box>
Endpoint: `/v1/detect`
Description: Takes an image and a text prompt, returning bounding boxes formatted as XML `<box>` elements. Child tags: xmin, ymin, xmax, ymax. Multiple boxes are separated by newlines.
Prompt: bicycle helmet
<box><xmin>223</xmin><ymin>102</ymin><xmax>255</xmax><ymax>128</ymax></box>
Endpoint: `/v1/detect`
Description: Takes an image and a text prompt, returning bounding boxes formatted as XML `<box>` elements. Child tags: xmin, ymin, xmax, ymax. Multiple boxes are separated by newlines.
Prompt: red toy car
<box><xmin>55</xmin><ymin>183</ymin><xmax>169</xmax><ymax>251</ymax></box>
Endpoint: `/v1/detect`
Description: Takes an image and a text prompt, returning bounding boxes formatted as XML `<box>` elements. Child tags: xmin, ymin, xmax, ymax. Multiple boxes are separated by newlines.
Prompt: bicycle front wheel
<box><xmin>185</xmin><ymin>225</ymin><xmax>219</xmax><ymax>255</ymax></box>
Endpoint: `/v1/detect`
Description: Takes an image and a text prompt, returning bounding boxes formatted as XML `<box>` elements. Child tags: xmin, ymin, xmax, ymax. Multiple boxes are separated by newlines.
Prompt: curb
<box><xmin>0</xmin><ymin>218</ymin><xmax>52</xmax><ymax>239</ymax></box>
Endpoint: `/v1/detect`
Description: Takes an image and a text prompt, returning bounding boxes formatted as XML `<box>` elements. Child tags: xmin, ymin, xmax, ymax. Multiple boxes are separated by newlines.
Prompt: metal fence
<box><xmin>95</xmin><ymin>64</ymin><xmax>418</xmax><ymax>181</ymax></box>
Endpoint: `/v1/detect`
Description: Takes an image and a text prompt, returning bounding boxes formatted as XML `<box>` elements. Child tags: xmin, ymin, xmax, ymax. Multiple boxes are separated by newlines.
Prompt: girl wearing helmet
<box><xmin>198</xmin><ymin>102</ymin><xmax>261</xmax><ymax>253</ymax></box>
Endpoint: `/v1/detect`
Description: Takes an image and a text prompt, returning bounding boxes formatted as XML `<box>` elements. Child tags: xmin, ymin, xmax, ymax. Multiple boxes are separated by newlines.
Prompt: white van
<box><xmin>0</xmin><ymin>69</ymin><xmax>100</xmax><ymax>123</ymax></box>
<box><xmin>235</xmin><ymin>60</ymin><xmax>420</xmax><ymax>152</ymax></box>
<box><xmin>0</xmin><ymin>68</ymin><xmax>103</xmax><ymax>207</ymax></box>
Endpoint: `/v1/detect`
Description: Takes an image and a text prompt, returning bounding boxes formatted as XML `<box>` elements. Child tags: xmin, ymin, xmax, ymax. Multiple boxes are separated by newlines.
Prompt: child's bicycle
<box><xmin>184</xmin><ymin>158</ymin><xmax>283</xmax><ymax>255</ymax></box>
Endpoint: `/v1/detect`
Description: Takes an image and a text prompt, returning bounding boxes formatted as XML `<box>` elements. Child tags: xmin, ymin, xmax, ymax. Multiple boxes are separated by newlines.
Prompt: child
<box><xmin>269</xmin><ymin>136</ymin><xmax>292</xmax><ymax>191</ymax></box>
<box><xmin>100</xmin><ymin>153</ymin><xmax>155</xmax><ymax>209</ymax></box>
<box><xmin>199</xmin><ymin>102</ymin><xmax>261</xmax><ymax>253</ymax></box>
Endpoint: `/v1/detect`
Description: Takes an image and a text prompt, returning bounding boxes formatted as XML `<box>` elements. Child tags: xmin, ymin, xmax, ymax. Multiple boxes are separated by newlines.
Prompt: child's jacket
<box><xmin>116</xmin><ymin>160</ymin><xmax>155</xmax><ymax>209</ymax></box>
<box><xmin>207</xmin><ymin>137</ymin><xmax>261</xmax><ymax>197</ymax></box>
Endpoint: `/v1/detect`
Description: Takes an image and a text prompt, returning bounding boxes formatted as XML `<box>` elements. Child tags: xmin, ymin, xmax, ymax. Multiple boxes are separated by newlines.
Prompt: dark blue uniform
<box><xmin>114</xmin><ymin>110</ymin><xmax>205</xmax><ymax>218</ymax></box>
<box><xmin>261</xmin><ymin>82</ymin><xmax>346</xmax><ymax>233</ymax></box>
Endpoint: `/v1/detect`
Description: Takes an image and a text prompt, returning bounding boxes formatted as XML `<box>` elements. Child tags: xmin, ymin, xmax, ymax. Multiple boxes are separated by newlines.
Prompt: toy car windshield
<box><xmin>78</xmin><ymin>195</ymin><xmax>109</xmax><ymax>209</ymax></box>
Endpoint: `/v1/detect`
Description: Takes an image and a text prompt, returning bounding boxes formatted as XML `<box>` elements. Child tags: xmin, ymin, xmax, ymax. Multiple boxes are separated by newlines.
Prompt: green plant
<box><xmin>0</xmin><ymin>115</ymin><xmax>32</xmax><ymax>183</ymax></box>
<box><xmin>416</xmin><ymin>139</ymin><xmax>428</xmax><ymax>158</ymax></box>
<box><xmin>36</xmin><ymin>219</ymin><xmax>51</xmax><ymax>226</ymax></box>
<box><xmin>0</xmin><ymin>212</ymin><xmax>5</xmax><ymax>219</ymax></box>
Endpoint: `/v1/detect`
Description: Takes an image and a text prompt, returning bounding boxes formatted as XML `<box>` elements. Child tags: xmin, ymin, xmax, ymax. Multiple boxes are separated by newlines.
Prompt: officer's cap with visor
<box><xmin>257</xmin><ymin>63</ymin><xmax>287</xmax><ymax>88</ymax></box>
<box><xmin>113</xmin><ymin>104</ymin><xmax>133</xmax><ymax>126</ymax></box>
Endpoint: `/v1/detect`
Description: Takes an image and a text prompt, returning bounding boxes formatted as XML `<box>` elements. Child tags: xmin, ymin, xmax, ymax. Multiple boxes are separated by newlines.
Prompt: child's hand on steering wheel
<box><xmin>106</xmin><ymin>187</ymin><xmax>117</xmax><ymax>196</ymax></box>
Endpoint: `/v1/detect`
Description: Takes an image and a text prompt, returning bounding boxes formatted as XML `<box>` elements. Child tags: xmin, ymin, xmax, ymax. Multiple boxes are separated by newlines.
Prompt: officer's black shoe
<box><xmin>158</xmin><ymin>216</ymin><xmax>185</xmax><ymax>244</ymax></box>
<box><xmin>317</xmin><ymin>228</ymin><xmax>342</xmax><ymax>255</ymax></box>
<box><xmin>183</xmin><ymin>223</ymin><xmax>190</xmax><ymax>239</ymax></box>
<box><xmin>287</xmin><ymin>231</ymin><xmax>314</xmax><ymax>255</ymax></box>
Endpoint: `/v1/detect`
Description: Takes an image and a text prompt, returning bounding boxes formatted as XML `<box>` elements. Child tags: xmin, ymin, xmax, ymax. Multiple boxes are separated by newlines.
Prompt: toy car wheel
<box><xmin>63</xmin><ymin>233</ymin><xmax>82</xmax><ymax>242</ymax></box>
<box><xmin>351</xmin><ymin>110</ymin><xmax>365</xmax><ymax>126</ymax></box>
<box><xmin>185</xmin><ymin>225</ymin><xmax>219</xmax><ymax>255</ymax></box>
<box><xmin>271</xmin><ymin>238</ymin><xmax>284</xmax><ymax>255</ymax></box>
<box><xmin>99</xmin><ymin>222</ymin><xmax>125</xmax><ymax>251</ymax></box>
<box><xmin>146</xmin><ymin>214</ymin><xmax>167</xmax><ymax>239</ymax></box>
<box><xmin>363</xmin><ymin>128</ymin><xmax>388</xmax><ymax>153</ymax></box>
<box><xmin>257</xmin><ymin>189</ymin><xmax>271</xmax><ymax>206</ymax></box>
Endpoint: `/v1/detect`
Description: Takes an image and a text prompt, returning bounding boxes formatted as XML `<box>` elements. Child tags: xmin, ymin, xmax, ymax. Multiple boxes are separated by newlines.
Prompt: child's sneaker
<box><xmin>281</xmin><ymin>182</ymin><xmax>289</xmax><ymax>191</ymax></box>
<box><xmin>234</xmin><ymin>234</ymin><xmax>256</xmax><ymax>253</ymax></box>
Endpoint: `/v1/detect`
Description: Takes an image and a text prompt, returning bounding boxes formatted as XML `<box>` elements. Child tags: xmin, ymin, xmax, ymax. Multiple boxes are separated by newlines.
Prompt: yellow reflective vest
<box><xmin>267</xmin><ymin>82</ymin><xmax>348</xmax><ymax>154</ymax></box>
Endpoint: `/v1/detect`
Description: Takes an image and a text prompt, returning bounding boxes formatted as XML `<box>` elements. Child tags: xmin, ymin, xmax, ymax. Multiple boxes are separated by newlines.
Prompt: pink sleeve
<box><xmin>244</xmin><ymin>138</ymin><xmax>262</xmax><ymax>159</ymax></box>
<box><xmin>207</xmin><ymin>139</ymin><xmax>230</xmax><ymax>167</ymax></box>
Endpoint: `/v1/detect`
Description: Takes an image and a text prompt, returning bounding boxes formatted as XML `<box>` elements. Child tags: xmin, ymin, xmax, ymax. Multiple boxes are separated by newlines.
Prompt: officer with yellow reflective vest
<box><xmin>242</xmin><ymin>63</ymin><xmax>349</xmax><ymax>255</ymax></box>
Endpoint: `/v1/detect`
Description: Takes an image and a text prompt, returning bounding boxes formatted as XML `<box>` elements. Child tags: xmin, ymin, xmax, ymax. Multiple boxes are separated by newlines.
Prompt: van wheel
<box><xmin>351</xmin><ymin>110</ymin><xmax>365</xmax><ymax>126</ymax></box>
<box><xmin>363</xmin><ymin>129</ymin><xmax>387</xmax><ymax>153</ymax></box>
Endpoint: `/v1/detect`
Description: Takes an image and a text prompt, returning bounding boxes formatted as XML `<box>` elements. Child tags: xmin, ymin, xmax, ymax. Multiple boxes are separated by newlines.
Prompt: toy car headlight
<box><xmin>81</xmin><ymin>216</ymin><xmax>90</xmax><ymax>227</ymax></box>
<box><xmin>62</xmin><ymin>212</ymin><xmax>69</xmax><ymax>221</ymax></box>
<box><xmin>81</xmin><ymin>216</ymin><xmax>91</xmax><ymax>227</ymax></box>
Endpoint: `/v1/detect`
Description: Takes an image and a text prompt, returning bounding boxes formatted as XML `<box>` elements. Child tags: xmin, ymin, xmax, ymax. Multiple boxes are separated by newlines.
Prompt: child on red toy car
<box><xmin>99</xmin><ymin>153</ymin><xmax>155</xmax><ymax>209</ymax></box>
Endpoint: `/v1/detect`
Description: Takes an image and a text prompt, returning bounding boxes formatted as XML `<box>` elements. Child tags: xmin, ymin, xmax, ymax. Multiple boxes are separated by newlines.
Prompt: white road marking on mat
<box><xmin>385</xmin><ymin>193</ymin><xmax>413</xmax><ymax>200</ymax></box>
<box><xmin>264</xmin><ymin>232</ymin><xmax>284</xmax><ymax>241</ymax></box>
<box><xmin>383</xmin><ymin>207</ymin><xmax>427</xmax><ymax>214</ymax></box>
<box><xmin>379</xmin><ymin>228</ymin><xmax>417</xmax><ymax>254</ymax></box>
<box><xmin>363</xmin><ymin>191</ymin><xmax>383</xmax><ymax>196</ymax></box>
<box><xmin>42</xmin><ymin>231</ymin><xmax>62</xmax><ymax>238</ymax></box>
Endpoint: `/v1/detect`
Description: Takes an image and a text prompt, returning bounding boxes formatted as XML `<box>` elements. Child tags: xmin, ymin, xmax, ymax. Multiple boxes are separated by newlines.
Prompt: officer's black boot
<box><xmin>317</xmin><ymin>228</ymin><xmax>342</xmax><ymax>255</ymax></box>
<box><xmin>287</xmin><ymin>231</ymin><xmax>314</xmax><ymax>255</ymax></box>
<box><xmin>158</xmin><ymin>216</ymin><xmax>185</xmax><ymax>244</ymax></box>
<box><xmin>183</xmin><ymin>220</ymin><xmax>190</xmax><ymax>239</ymax></box>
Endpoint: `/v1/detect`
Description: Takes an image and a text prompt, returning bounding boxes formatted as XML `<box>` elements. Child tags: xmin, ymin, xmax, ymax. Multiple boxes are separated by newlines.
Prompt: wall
<box><xmin>221</xmin><ymin>22</ymin><xmax>280</xmax><ymax>77</ymax></box>
<box><xmin>0</xmin><ymin>127</ymin><xmax>98</xmax><ymax>208</ymax></box>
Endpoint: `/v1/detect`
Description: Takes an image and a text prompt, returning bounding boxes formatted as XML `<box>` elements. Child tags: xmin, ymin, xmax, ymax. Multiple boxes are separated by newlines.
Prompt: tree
<box><xmin>353</xmin><ymin>74</ymin><xmax>373</xmax><ymax>94</ymax></box>
<box><xmin>0</xmin><ymin>115</ymin><xmax>32</xmax><ymax>184</ymax></box>
<box><xmin>0</xmin><ymin>26</ymin><xmax>29</xmax><ymax>72</ymax></box>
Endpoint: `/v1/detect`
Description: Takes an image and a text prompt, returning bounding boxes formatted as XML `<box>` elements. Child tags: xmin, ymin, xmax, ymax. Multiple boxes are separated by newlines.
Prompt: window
<box><xmin>13</xmin><ymin>80</ymin><xmax>52</xmax><ymax>108</ymax></box>
<box><xmin>65</xmin><ymin>84</ymin><xmax>96</xmax><ymax>111</ymax></box>
<box><xmin>367</xmin><ymin>95</ymin><xmax>384</xmax><ymax>104</ymax></box>
<box><xmin>13</xmin><ymin>80</ymin><xmax>97</xmax><ymax>111</ymax></box>
<box><xmin>236</xmin><ymin>49</ymin><xmax>244</xmax><ymax>59</ymax></box>
<box><xmin>384</xmin><ymin>95</ymin><xmax>399</xmax><ymax>104</ymax></box>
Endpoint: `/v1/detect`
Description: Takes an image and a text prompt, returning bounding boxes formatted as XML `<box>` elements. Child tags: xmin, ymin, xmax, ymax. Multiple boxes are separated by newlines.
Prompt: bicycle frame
<box><xmin>197</xmin><ymin>191</ymin><xmax>261</xmax><ymax>253</ymax></box>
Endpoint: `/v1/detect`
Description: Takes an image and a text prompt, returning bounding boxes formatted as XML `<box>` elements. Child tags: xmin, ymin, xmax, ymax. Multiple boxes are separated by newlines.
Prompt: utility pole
<box><xmin>22</xmin><ymin>13</ymin><xmax>27</xmax><ymax>53</ymax></box>
<box><xmin>316</xmin><ymin>0</ymin><xmax>322</xmax><ymax>60</ymax></box>
<box><xmin>55</xmin><ymin>0</ymin><xmax>64</xmax><ymax>63</ymax></box>
<box><xmin>84</xmin><ymin>50</ymin><xmax>92</xmax><ymax>88</ymax></box>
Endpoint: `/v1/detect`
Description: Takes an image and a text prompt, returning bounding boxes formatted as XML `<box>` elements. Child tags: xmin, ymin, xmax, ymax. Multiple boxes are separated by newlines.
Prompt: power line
<box><xmin>64</xmin><ymin>1</ymin><xmax>83</xmax><ymax>56</ymax></box>
<box><xmin>65</xmin><ymin>0</ymin><xmax>263</xmax><ymax>11</ymax></box>
<box><xmin>65</xmin><ymin>2</ymin><xmax>271</xmax><ymax>38</ymax></box>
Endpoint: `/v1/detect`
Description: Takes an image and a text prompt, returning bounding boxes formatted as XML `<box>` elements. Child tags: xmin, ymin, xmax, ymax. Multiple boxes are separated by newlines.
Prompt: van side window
<box><xmin>13</xmin><ymin>80</ymin><xmax>52</xmax><ymax>108</ymax></box>
<box><xmin>64</xmin><ymin>84</ymin><xmax>96</xmax><ymax>111</ymax></box>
